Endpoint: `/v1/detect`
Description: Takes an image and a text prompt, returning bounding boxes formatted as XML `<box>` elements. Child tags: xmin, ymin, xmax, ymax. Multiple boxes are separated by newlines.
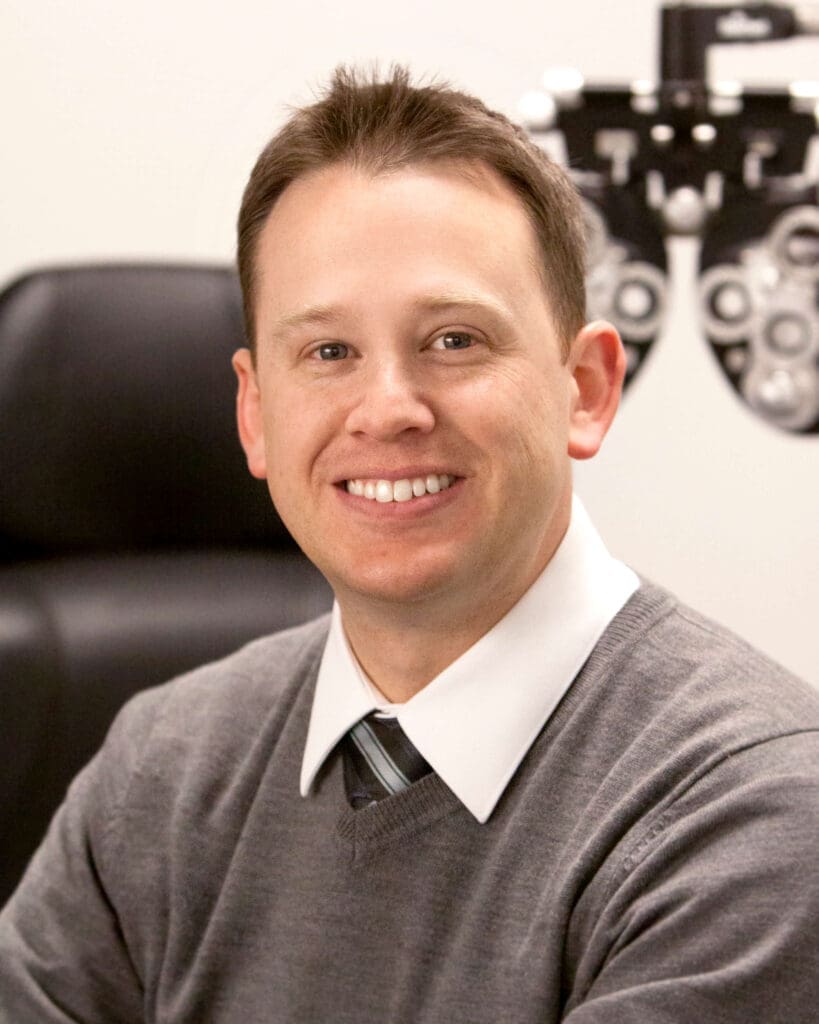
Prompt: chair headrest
<box><xmin>0</xmin><ymin>264</ymin><xmax>294</xmax><ymax>556</ymax></box>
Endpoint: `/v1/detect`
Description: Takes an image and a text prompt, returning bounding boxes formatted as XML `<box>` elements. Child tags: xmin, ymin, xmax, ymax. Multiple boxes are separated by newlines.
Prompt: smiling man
<box><xmin>1</xmin><ymin>67</ymin><xmax>818</xmax><ymax>1023</ymax></box>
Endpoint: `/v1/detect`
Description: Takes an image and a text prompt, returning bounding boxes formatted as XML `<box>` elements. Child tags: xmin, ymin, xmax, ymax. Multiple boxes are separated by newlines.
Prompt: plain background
<box><xmin>3</xmin><ymin>0</ymin><xmax>817</xmax><ymax>684</ymax></box>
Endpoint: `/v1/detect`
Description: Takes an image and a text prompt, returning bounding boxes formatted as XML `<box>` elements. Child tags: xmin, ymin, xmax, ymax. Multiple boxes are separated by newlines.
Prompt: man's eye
<box><xmin>314</xmin><ymin>342</ymin><xmax>349</xmax><ymax>361</ymax></box>
<box><xmin>432</xmin><ymin>331</ymin><xmax>475</xmax><ymax>351</ymax></box>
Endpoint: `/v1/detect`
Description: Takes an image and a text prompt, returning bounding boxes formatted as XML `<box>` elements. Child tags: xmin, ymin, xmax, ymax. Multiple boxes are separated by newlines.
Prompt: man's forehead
<box><xmin>257</xmin><ymin>157</ymin><xmax>537</xmax><ymax>257</ymax></box>
<box><xmin>256</xmin><ymin>162</ymin><xmax>542</xmax><ymax>271</ymax></box>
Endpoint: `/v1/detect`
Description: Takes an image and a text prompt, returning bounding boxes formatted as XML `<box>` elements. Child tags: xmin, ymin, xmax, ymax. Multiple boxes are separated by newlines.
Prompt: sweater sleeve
<box><xmin>563</xmin><ymin>731</ymin><xmax>819</xmax><ymax>1023</ymax></box>
<box><xmin>0</xmin><ymin>690</ymin><xmax>162</xmax><ymax>1024</ymax></box>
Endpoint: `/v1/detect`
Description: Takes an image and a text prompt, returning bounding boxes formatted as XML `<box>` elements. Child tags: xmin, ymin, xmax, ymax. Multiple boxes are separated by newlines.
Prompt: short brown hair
<box><xmin>237</xmin><ymin>65</ymin><xmax>586</xmax><ymax>353</ymax></box>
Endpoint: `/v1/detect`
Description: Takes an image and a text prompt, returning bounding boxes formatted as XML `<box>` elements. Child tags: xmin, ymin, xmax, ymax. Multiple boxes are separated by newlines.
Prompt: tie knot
<box><xmin>343</xmin><ymin>714</ymin><xmax>432</xmax><ymax>809</ymax></box>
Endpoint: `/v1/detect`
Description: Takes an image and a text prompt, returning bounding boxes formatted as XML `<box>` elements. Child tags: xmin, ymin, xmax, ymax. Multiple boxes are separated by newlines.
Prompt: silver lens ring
<box><xmin>610</xmin><ymin>261</ymin><xmax>667</xmax><ymax>341</ymax></box>
<box><xmin>742</xmin><ymin>364</ymin><xmax>819</xmax><ymax>431</ymax></box>
<box><xmin>763</xmin><ymin>309</ymin><xmax>816</xmax><ymax>357</ymax></box>
<box><xmin>699</xmin><ymin>263</ymin><xmax>755</xmax><ymax>345</ymax></box>
<box><xmin>767</xmin><ymin>205</ymin><xmax>819</xmax><ymax>285</ymax></box>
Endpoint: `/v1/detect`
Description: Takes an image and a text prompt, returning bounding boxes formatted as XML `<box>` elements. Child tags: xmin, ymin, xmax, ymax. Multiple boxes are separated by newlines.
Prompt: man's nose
<box><xmin>344</xmin><ymin>357</ymin><xmax>435</xmax><ymax>440</ymax></box>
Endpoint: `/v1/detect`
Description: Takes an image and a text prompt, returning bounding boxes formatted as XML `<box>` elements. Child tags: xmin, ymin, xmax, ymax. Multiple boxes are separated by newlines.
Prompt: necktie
<box><xmin>343</xmin><ymin>714</ymin><xmax>433</xmax><ymax>809</ymax></box>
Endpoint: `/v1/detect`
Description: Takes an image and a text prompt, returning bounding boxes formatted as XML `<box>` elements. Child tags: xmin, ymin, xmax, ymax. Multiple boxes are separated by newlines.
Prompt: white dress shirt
<box><xmin>300</xmin><ymin>495</ymin><xmax>639</xmax><ymax>823</ymax></box>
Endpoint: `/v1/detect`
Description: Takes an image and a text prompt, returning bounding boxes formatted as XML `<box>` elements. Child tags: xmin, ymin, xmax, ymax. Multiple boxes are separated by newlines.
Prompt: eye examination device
<box><xmin>520</xmin><ymin>2</ymin><xmax>819</xmax><ymax>433</ymax></box>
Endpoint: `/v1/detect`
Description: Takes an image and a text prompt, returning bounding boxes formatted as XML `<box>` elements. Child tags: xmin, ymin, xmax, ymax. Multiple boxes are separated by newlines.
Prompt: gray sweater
<box><xmin>1</xmin><ymin>581</ymin><xmax>818</xmax><ymax>1023</ymax></box>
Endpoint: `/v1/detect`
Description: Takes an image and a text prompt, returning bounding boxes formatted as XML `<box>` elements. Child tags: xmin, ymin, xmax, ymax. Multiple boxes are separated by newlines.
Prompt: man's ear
<box><xmin>232</xmin><ymin>347</ymin><xmax>268</xmax><ymax>480</ymax></box>
<box><xmin>566</xmin><ymin>320</ymin><xmax>626</xmax><ymax>460</ymax></box>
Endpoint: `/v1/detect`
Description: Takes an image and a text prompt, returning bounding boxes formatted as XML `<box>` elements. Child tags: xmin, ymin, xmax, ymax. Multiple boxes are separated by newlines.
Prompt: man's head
<box><xmin>237</xmin><ymin>65</ymin><xmax>587</xmax><ymax>356</ymax></box>
<box><xmin>232</xmin><ymin>67</ymin><xmax>624</xmax><ymax>640</ymax></box>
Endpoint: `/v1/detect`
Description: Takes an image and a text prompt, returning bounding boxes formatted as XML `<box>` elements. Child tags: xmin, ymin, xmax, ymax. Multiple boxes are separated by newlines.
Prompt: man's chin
<box><xmin>327</xmin><ymin>559</ymin><xmax>466</xmax><ymax>611</ymax></box>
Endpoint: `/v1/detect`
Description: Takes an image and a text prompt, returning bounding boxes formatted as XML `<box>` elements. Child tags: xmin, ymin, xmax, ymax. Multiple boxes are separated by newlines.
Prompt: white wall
<box><xmin>4</xmin><ymin>0</ymin><xmax>817</xmax><ymax>683</ymax></box>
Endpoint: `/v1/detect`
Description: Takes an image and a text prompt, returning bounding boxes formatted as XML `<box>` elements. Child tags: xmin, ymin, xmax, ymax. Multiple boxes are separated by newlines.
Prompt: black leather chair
<box><xmin>0</xmin><ymin>264</ymin><xmax>332</xmax><ymax>905</ymax></box>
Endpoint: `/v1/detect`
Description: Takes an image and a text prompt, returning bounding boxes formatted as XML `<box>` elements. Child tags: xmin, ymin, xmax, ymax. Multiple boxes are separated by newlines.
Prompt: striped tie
<box><xmin>343</xmin><ymin>714</ymin><xmax>433</xmax><ymax>809</ymax></box>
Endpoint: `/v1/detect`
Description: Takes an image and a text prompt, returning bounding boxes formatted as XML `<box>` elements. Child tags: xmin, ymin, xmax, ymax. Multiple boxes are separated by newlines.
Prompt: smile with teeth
<box><xmin>345</xmin><ymin>474</ymin><xmax>456</xmax><ymax>503</ymax></box>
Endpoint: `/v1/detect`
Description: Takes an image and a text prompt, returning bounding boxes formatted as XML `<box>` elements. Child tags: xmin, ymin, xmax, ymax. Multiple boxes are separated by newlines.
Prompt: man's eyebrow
<box><xmin>271</xmin><ymin>304</ymin><xmax>343</xmax><ymax>335</ymax></box>
<box><xmin>409</xmin><ymin>293</ymin><xmax>514</xmax><ymax>322</ymax></box>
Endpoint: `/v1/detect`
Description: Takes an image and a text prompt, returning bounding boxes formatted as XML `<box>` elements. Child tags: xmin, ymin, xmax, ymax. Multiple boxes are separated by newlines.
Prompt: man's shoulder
<box><xmin>599</xmin><ymin>578</ymin><xmax>819</xmax><ymax>743</ymax></box>
<box><xmin>106</xmin><ymin>613</ymin><xmax>332</xmax><ymax>770</ymax></box>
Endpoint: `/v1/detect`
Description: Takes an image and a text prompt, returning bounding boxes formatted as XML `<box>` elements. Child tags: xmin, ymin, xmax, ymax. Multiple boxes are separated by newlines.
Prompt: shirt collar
<box><xmin>300</xmin><ymin>495</ymin><xmax>639</xmax><ymax>822</ymax></box>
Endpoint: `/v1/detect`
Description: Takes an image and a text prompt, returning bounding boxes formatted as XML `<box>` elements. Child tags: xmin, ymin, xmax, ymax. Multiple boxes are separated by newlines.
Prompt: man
<box><xmin>1</xmin><ymin>66</ymin><xmax>817</xmax><ymax>1023</ymax></box>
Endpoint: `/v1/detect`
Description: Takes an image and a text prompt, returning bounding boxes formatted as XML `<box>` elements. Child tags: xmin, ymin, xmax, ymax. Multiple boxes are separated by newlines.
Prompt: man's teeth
<box><xmin>346</xmin><ymin>474</ymin><xmax>455</xmax><ymax>503</ymax></box>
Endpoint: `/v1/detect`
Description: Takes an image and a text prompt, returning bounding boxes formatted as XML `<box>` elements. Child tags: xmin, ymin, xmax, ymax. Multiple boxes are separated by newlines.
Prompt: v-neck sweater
<box><xmin>2</xmin><ymin>581</ymin><xmax>818</xmax><ymax>1023</ymax></box>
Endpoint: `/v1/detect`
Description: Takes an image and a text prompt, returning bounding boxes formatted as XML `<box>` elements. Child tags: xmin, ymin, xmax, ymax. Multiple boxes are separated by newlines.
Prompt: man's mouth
<box><xmin>345</xmin><ymin>474</ymin><xmax>456</xmax><ymax>504</ymax></box>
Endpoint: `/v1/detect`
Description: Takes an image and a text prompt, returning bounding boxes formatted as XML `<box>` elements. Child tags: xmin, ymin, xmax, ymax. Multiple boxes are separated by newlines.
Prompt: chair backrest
<box><xmin>0</xmin><ymin>264</ymin><xmax>332</xmax><ymax>904</ymax></box>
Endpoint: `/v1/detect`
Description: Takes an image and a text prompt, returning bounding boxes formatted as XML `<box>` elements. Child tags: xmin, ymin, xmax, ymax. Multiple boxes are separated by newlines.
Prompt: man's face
<box><xmin>234</xmin><ymin>160</ymin><xmax>590</xmax><ymax>619</ymax></box>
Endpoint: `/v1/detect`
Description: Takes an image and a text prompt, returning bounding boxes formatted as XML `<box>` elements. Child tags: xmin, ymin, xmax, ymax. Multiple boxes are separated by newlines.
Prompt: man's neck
<box><xmin>340</xmin><ymin>601</ymin><xmax>498</xmax><ymax>704</ymax></box>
